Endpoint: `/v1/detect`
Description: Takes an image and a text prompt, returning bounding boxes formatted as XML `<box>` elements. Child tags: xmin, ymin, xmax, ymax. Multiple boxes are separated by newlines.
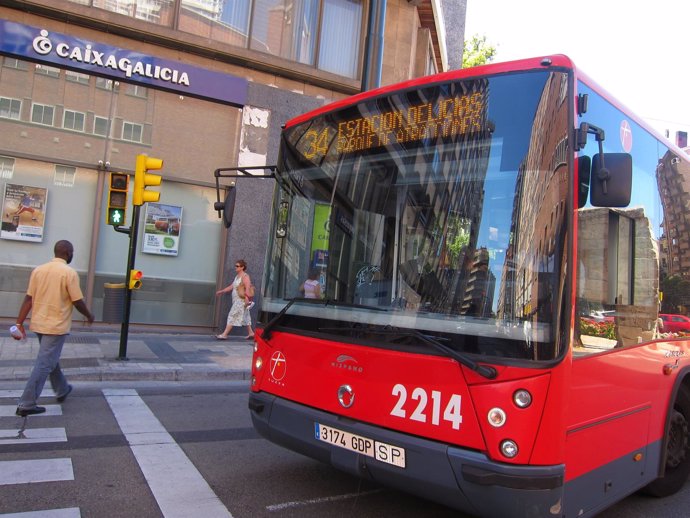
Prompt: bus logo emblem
<box><xmin>620</xmin><ymin>119</ymin><xmax>633</xmax><ymax>153</ymax></box>
<box><xmin>332</xmin><ymin>354</ymin><xmax>364</xmax><ymax>373</ymax></box>
<box><xmin>270</xmin><ymin>351</ymin><xmax>287</xmax><ymax>381</ymax></box>
<box><xmin>338</xmin><ymin>385</ymin><xmax>355</xmax><ymax>408</ymax></box>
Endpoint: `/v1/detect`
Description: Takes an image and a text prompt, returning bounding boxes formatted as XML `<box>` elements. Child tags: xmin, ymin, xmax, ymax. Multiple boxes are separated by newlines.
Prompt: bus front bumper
<box><xmin>249</xmin><ymin>392</ymin><xmax>565</xmax><ymax>518</ymax></box>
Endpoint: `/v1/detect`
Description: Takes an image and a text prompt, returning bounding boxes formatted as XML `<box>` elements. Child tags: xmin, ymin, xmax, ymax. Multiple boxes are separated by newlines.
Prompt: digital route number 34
<box><xmin>303</xmin><ymin>128</ymin><xmax>330</xmax><ymax>159</ymax></box>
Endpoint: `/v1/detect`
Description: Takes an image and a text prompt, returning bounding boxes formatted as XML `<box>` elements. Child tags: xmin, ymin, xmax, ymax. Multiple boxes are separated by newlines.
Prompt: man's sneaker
<box><xmin>16</xmin><ymin>406</ymin><xmax>46</xmax><ymax>417</ymax></box>
<box><xmin>56</xmin><ymin>385</ymin><xmax>73</xmax><ymax>403</ymax></box>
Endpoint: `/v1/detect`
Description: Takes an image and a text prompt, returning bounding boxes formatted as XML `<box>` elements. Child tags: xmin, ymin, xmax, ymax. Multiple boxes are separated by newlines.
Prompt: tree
<box><xmin>462</xmin><ymin>34</ymin><xmax>497</xmax><ymax>68</ymax></box>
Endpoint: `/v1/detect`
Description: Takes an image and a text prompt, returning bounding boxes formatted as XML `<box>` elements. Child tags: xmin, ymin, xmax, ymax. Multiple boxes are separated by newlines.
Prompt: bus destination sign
<box><xmin>300</xmin><ymin>90</ymin><xmax>487</xmax><ymax>161</ymax></box>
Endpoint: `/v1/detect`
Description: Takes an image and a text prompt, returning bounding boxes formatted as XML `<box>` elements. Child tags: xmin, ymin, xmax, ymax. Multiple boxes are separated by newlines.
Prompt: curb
<box><xmin>65</xmin><ymin>369</ymin><xmax>252</xmax><ymax>382</ymax></box>
<box><xmin>0</xmin><ymin>368</ymin><xmax>251</xmax><ymax>383</ymax></box>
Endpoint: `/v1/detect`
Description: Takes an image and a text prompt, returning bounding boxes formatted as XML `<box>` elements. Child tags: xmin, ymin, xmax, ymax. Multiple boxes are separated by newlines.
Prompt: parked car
<box><xmin>659</xmin><ymin>314</ymin><xmax>690</xmax><ymax>333</ymax></box>
<box><xmin>589</xmin><ymin>310</ymin><xmax>616</xmax><ymax>323</ymax></box>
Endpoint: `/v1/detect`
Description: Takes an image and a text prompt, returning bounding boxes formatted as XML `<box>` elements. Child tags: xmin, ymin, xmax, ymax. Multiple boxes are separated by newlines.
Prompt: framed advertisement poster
<box><xmin>142</xmin><ymin>202</ymin><xmax>182</xmax><ymax>256</ymax></box>
<box><xmin>1</xmin><ymin>183</ymin><xmax>48</xmax><ymax>242</ymax></box>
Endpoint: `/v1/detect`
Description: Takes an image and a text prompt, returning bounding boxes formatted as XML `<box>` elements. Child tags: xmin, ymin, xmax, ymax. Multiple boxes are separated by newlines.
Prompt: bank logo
<box><xmin>31</xmin><ymin>29</ymin><xmax>191</xmax><ymax>86</ymax></box>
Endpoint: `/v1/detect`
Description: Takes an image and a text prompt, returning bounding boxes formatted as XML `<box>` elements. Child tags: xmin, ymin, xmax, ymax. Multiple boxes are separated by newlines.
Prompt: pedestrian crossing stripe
<box><xmin>0</xmin><ymin>390</ymin><xmax>56</xmax><ymax>399</ymax></box>
<box><xmin>0</xmin><ymin>508</ymin><xmax>81</xmax><ymax>518</ymax></box>
<box><xmin>104</xmin><ymin>389</ymin><xmax>234</xmax><ymax>518</ymax></box>
<box><xmin>0</xmin><ymin>405</ymin><xmax>62</xmax><ymax>417</ymax></box>
<box><xmin>0</xmin><ymin>427</ymin><xmax>67</xmax><ymax>445</ymax></box>
<box><xmin>0</xmin><ymin>458</ymin><xmax>73</xmax><ymax>485</ymax></box>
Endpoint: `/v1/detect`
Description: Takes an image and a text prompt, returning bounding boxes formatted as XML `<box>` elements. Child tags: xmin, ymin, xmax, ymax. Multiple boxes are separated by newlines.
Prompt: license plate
<box><xmin>314</xmin><ymin>422</ymin><xmax>406</xmax><ymax>468</ymax></box>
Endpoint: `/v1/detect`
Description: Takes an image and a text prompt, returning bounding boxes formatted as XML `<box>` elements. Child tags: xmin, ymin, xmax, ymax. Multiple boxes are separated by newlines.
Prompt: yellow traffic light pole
<box><xmin>116</xmin><ymin>154</ymin><xmax>163</xmax><ymax>360</ymax></box>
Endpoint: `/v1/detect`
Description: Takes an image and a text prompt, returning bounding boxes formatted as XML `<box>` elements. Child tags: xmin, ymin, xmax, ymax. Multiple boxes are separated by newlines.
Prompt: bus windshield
<box><xmin>262</xmin><ymin>69</ymin><xmax>570</xmax><ymax>361</ymax></box>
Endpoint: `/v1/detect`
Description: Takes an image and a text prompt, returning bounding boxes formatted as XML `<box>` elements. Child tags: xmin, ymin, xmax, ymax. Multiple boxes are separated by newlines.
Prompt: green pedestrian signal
<box><xmin>107</xmin><ymin>207</ymin><xmax>125</xmax><ymax>225</ymax></box>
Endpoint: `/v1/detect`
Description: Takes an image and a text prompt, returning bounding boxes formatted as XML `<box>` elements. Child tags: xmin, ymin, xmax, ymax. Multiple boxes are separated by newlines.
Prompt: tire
<box><xmin>643</xmin><ymin>385</ymin><xmax>690</xmax><ymax>497</ymax></box>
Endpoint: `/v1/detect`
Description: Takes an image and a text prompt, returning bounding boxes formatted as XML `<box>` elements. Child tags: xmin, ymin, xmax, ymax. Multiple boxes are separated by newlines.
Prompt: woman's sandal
<box><xmin>216</xmin><ymin>335</ymin><xmax>228</xmax><ymax>340</ymax></box>
<box><xmin>245</xmin><ymin>335</ymin><xmax>255</xmax><ymax>340</ymax></box>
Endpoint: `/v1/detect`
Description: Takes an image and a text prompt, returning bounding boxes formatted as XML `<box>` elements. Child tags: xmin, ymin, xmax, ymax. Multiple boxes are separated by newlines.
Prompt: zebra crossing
<box><xmin>0</xmin><ymin>389</ymin><xmax>79</xmax><ymax>518</ymax></box>
<box><xmin>0</xmin><ymin>387</ymin><xmax>235</xmax><ymax>517</ymax></box>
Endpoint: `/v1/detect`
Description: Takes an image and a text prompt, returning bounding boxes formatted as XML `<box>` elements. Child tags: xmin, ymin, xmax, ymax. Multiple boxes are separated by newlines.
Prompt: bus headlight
<box><xmin>487</xmin><ymin>407</ymin><xmax>507</xmax><ymax>427</ymax></box>
<box><xmin>500</xmin><ymin>440</ymin><xmax>519</xmax><ymax>458</ymax></box>
<box><xmin>255</xmin><ymin>356</ymin><xmax>263</xmax><ymax>371</ymax></box>
<box><xmin>513</xmin><ymin>389</ymin><xmax>532</xmax><ymax>408</ymax></box>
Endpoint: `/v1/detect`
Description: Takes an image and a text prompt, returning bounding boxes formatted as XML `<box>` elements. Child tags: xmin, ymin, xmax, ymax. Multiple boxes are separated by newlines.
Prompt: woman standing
<box><xmin>300</xmin><ymin>268</ymin><xmax>322</xmax><ymax>299</ymax></box>
<box><xmin>215</xmin><ymin>259</ymin><xmax>254</xmax><ymax>340</ymax></box>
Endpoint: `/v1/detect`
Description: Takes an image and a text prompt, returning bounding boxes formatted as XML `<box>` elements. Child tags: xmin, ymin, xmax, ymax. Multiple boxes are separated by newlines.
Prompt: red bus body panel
<box><xmin>566</xmin><ymin>342</ymin><xmax>686</xmax><ymax>481</ymax></box>
<box><xmin>252</xmin><ymin>329</ymin><xmax>566</xmax><ymax>466</ymax></box>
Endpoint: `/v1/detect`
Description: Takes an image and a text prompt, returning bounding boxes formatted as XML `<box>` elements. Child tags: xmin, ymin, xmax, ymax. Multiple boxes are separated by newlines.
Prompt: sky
<box><xmin>464</xmin><ymin>0</ymin><xmax>690</xmax><ymax>143</ymax></box>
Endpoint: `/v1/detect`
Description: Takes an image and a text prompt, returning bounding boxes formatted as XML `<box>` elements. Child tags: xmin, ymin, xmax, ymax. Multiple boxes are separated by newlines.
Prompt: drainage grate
<box><xmin>65</xmin><ymin>336</ymin><xmax>101</xmax><ymax>344</ymax></box>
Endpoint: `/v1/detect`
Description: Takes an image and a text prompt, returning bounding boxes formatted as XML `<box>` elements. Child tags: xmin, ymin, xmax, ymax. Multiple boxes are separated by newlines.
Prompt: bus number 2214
<box><xmin>390</xmin><ymin>384</ymin><xmax>463</xmax><ymax>430</ymax></box>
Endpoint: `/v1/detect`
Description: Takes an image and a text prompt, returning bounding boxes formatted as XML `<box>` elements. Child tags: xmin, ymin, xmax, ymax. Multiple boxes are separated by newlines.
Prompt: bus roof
<box><xmin>284</xmin><ymin>53</ymin><xmax>690</xmax><ymax>160</ymax></box>
<box><xmin>284</xmin><ymin>54</ymin><xmax>576</xmax><ymax>129</ymax></box>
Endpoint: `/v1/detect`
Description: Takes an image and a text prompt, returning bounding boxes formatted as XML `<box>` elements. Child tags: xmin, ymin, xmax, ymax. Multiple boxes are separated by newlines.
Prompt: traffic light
<box><xmin>129</xmin><ymin>269</ymin><xmax>143</xmax><ymax>290</ymax></box>
<box><xmin>133</xmin><ymin>154</ymin><xmax>163</xmax><ymax>206</ymax></box>
<box><xmin>107</xmin><ymin>172</ymin><xmax>129</xmax><ymax>226</ymax></box>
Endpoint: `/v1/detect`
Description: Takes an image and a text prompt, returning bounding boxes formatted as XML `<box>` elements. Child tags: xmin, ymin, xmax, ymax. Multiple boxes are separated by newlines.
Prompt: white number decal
<box><xmin>390</xmin><ymin>383</ymin><xmax>407</xmax><ymax>418</ymax></box>
<box><xmin>410</xmin><ymin>387</ymin><xmax>427</xmax><ymax>422</ymax></box>
<box><xmin>389</xmin><ymin>385</ymin><xmax>463</xmax><ymax>430</ymax></box>
<box><xmin>431</xmin><ymin>390</ymin><xmax>441</xmax><ymax>426</ymax></box>
<box><xmin>443</xmin><ymin>394</ymin><xmax>463</xmax><ymax>430</ymax></box>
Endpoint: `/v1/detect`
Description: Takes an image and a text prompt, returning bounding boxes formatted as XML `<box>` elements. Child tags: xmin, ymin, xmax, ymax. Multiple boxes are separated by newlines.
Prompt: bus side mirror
<box><xmin>213</xmin><ymin>185</ymin><xmax>237</xmax><ymax>228</ymax></box>
<box><xmin>590</xmin><ymin>153</ymin><xmax>632</xmax><ymax>208</ymax></box>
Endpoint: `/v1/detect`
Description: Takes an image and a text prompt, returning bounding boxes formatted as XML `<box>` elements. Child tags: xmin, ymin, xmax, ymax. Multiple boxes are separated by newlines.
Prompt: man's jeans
<box><xmin>18</xmin><ymin>333</ymin><xmax>70</xmax><ymax>410</ymax></box>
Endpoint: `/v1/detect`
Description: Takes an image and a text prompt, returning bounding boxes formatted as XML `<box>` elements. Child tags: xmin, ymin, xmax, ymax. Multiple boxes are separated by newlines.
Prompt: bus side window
<box><xmin>575</xmin><ymin>86</ymin><xmax>663</xmax><ymax>354</ymax></box>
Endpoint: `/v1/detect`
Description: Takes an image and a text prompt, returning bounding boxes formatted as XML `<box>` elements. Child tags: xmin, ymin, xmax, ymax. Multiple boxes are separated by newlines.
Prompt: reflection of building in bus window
<box><xmin>577</xmin><ymin>207</ymin><xmax>659</xmax><ymax>351</ymax></box>
<box><xmin>658</xmin><ymin>150</ymin><xmax>690</xmax><ymax>283</ymax></box>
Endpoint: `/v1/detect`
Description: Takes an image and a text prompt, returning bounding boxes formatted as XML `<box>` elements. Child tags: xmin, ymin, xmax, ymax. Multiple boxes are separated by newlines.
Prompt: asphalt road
<box><xmin>1</xmin><ymin>382</ymin><xmax>689</xmax><ymax>518</ymax></box>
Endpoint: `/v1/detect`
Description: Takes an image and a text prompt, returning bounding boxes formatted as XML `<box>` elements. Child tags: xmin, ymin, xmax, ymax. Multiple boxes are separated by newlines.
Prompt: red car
<box><xmin>659</xmin><ymin>314</ymin><xmax>690</xmax><ymax>333</ymax></box>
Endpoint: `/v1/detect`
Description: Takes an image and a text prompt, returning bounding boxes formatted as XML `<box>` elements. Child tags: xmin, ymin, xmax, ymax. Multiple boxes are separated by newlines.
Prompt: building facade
<box><xmin>0</xmin><ymin>0</ymin><xmax>465</xmax><ymax>329</ymax></box>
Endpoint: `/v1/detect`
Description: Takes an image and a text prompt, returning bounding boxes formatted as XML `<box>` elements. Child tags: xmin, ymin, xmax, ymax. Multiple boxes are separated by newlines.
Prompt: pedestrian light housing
<box><xmin>106</xmin><ymin>172</ymin><xmax>129</xmax><ymax>226</ymax></box>
<box><xmin>129</xmin><ymin>269</ymin><xmax>143</xmax><ymax>290</ymax></box>
<box><xmin>133</xmin><ymin>154</ymin><xmax>163</xmax><ymax>206</ymax></box>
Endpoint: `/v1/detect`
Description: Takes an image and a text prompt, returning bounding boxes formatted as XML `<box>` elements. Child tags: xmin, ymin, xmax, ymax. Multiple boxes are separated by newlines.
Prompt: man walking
<box><xmin>14</xmin><ymin>240</ymin><xmax>94</xmax><ymax>416</ymax></box>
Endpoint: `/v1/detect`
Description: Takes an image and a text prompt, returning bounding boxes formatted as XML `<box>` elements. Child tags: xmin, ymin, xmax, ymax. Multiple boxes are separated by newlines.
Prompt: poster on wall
<box><xmin>0</xmin><ymin>183</ymin><xmax>48</xmax><ymax>242</ymax></box>
<box><xmin>142</xmin><ymin>202</ymin><xmax>182</xmax><ymax>256</ymax></box>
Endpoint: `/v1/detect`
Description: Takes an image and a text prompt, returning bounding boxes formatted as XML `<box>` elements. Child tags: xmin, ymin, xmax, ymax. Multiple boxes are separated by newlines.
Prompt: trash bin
<box><xmin>103</xmin><ymin>282</ymin><xmax>126</xmax><ymax>323</ymax></box>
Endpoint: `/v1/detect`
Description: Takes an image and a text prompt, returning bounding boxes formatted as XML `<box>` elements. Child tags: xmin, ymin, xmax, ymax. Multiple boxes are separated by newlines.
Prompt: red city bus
<box><xmin>246</xmin><ymin>55</ymin><xmax>690</xmax><ymax>517</ymax></box>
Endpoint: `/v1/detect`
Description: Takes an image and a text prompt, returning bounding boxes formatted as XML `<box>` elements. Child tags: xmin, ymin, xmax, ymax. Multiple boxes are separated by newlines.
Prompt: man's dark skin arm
<box><xmin>73</xmin><ymin>299</ymin><xmax>95</xmax><ymax>324</ymax></box>
<box><xmin>15</xmin><ymin>294</ymin><xmax>32</xmax><ymax>339</ymax></box>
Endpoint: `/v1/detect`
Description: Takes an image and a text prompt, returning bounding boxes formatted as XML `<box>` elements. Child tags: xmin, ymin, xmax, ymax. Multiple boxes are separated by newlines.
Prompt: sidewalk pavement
<box><xmin>0</xmin><ymin>328</ymin><xmax>254</xmax><ymax>383</ymax></box>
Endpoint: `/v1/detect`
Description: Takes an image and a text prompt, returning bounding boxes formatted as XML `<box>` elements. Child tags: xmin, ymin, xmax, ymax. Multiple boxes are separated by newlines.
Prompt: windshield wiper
<box><xmin>412</xmin><ymin>330</ymin><xmax>497</xmax><ymax>379</ymax></box>
<box><xmin>262</xmin><ymin>297</ymin><xmax>301</xmax><ymax>340</ymax></box>
<box><xmin>318</xmin><ymin>327</ymin><xmax>497</xmax><ymax>379</ymax></box>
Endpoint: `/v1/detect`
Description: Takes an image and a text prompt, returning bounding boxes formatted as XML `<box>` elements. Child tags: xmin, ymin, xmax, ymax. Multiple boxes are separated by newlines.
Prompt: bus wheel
<box><xmin>644</xmin><ymin>386</ymin><xmax>690</xmax><ymax>497</ymax></box>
